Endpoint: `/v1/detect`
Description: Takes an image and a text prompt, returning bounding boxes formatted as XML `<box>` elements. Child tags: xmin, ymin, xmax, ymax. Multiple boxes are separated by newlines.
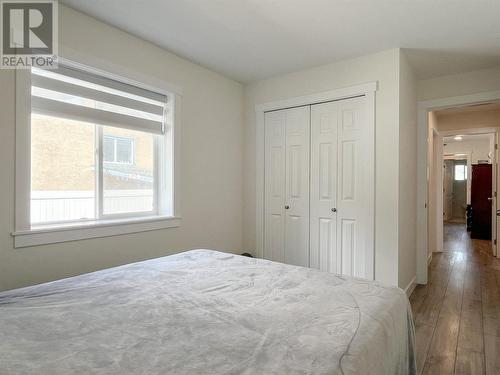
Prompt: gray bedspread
<box><xmin>0</xmin><ymin>250</ymin><xmax>416</xmax><ymax>375</ymax></box>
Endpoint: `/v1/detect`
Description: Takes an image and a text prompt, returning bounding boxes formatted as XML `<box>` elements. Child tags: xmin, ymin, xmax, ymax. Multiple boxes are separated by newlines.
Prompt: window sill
<box><xmin>12</xmin><ymin>215</ymin><xmax>182</xmax><ymax>248</ymax></box>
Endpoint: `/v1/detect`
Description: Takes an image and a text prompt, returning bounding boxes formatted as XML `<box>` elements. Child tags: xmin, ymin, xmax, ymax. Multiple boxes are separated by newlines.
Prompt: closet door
<box><xmin>264</xmin><ymin>110</ymin><xmax>286</xmax><ymax>262</ymax></box>
<box><xmin>284</xmin><ymin>106</ymin><xmax>310</xmax><ymax>267</ymax></box>
<box><xmin>310</xmin><ymin>102</ymin><xmax>338</xmax><ymax>272</ymax></box>
<box><xmin>310</xmin><ymin>97</ymin><xmax>374</xmax><ymax>279</ymax></box>
<box><xmin>264</xmin><ymin>106</ymin><xmax>310</xmax><ymax>267</ymax></box>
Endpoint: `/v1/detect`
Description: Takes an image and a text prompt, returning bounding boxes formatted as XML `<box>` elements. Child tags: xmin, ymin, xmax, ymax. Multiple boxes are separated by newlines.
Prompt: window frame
<box><xmin>13</xmin><ymin>56</ymin><xmax>182</xmax><ymax>248</ymax></box>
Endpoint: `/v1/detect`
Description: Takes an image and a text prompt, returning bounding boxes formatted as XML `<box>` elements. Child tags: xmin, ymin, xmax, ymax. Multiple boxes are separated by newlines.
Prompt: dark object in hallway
<box><xmin>471</xmin><ymin>164</ymin><xmax>492</xmax><ymax>239</ymax></box>
<box><xmin>466</xmin><ymin>204</ymin><xmax>472</xmax><ymax>231</ymax></box>
<box><xmin>241</xmin><ymin>252</ymin><xmax>253</xmax><ymax>258</ymax></box>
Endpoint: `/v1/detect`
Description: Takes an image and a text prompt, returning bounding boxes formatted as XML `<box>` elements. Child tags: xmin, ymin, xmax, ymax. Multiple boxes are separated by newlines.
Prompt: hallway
<box><xmin>411</xmin><ymin>223</ymin><xmax>500</xmax><ymax>374</ymax></box>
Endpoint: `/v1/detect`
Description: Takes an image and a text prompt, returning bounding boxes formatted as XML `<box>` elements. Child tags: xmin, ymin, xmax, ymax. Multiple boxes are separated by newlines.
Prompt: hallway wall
<box><xmin>436</xmin><ymin>108</ymin><xmax>500</xmax><ymax>132</ymax></box>
<box><xmin>444</xmin><ymin>138</ymin><xmax>492</xmax><ymax>164</ymax></box>
<box><xmin>418</xmin><ymin>65</ymin><xmax>500</xmax><ymax>101</ymax></box>
<box><xmin>428</xmin><ymin>112</ymin><xmax>443</xmax><ymax>256</ymax></box>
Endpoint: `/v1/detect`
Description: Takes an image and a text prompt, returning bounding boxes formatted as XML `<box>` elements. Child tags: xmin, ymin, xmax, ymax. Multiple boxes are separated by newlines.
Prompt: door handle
<box><xmin>284</xmin><ymin>205</ymin><xmax>290</xmax><ymax>210</ymax></box>
<box><xmin>488</xmin><ymin>197</ymin><xmax>493</xmax><ymax>201</ymax></box>
<box><xmin>331</xmin><ymin>208</ymin><xmax>337</xmax><ymax>213</ymax></box>
<box><xmin>497</xmin><ymin>210</ymin><xmax>500</xmax><ymax>216</ymax></box>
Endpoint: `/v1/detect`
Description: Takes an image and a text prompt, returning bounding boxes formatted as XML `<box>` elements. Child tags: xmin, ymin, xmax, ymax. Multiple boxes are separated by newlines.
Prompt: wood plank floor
<box><xmin>410</xmin><ymin>223</ymin><xmax>500</xmax><ymax>375</ymax></box>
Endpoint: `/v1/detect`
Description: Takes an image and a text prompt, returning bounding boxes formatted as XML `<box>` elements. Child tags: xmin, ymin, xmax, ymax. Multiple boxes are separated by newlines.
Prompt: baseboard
<box><xmin>428</xmin><ymin>252</ymin><xmax>433</xmax><ymax>265</ymax></box>
<box><xmin>404</xmin><ymin>276</ymin><xmax>417</xmax><ymax>297</ymax></box>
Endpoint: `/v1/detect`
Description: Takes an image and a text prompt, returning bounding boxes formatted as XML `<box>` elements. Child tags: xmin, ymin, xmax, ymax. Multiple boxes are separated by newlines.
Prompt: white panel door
<box><xmin>264</xmin><ymin>110</ymin><xmax>286</xmax><ymax>263</ymax></box>
<box><xmin>264</xmin><ymin>106</ymin><xmax>310</xmax><ymax>267</ymax></box>
<box><xmin>310</xmin><ymin>97</ymin><xmax>374</xmax><ymax>279</ymax></box>
<box><xmin>284</xmin><ymin>106</ymin><xmax>310</xmax><ymax>267</ymax></box>
<box><xmin>310</xmin><ymin>102</ymin><xmax>338</xmax><ymax>272</ymax></box>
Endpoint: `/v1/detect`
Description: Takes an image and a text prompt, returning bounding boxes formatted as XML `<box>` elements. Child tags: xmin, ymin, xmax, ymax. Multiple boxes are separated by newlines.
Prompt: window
<box><xmin>454</xmin><ymin>164</ymin><xmax>467</xmax><ymax>181</ymax></box>
<box><xmin>14</xmin><ymin>60</ymin><xmax>180</xmax><ymax>247</ymax></box>
<box><xmin>103</xmin><ymin>135</ymin><xmax>134</xmax><ymax>164</ymax></box>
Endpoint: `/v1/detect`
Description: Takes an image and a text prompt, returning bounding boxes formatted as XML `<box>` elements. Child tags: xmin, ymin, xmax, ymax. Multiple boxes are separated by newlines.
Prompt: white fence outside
<box><xmin>31</xmin><ymin>190</ymin><xmax>154</xmax><ymax>224</ymax></box>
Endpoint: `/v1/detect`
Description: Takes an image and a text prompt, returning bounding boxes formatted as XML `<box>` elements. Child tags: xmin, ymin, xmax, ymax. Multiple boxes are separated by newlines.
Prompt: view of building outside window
<box><xmin>31</xmin><ymin>114</ymin><xmax>155</xmax><ymax>224</ymax></box>
<box><xmin>102</xmin><ymin>126</ymin><xmax>154</xmax><ymax>215</ymax></box>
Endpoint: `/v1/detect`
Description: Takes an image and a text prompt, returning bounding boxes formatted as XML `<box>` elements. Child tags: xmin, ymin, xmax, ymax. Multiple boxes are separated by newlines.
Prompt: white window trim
<box><xmin>13</xmin><ymin>53</ymin><xmax>182</xmax><ymax>248</ymax></box>
<box><xmin>13</xmin><ymin>216</ymin><xmax>181</xmax><ymax>248</ymax></box>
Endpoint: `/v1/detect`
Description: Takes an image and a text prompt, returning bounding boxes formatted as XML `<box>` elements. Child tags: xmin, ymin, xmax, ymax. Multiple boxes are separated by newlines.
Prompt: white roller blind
<box><xmin>31</xmin><ymin>64</ymin><xmax>167</xmax><ymax>135</ymax></box>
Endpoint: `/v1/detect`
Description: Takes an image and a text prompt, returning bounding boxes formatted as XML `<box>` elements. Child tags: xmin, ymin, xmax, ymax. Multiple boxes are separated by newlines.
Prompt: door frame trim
<box><xmin>255</xmin><ymin>81</ymin><xmax>377</xmax><ymax>266</ymax></box>
<box><xmin>417</xmin><ymin>90</ymin><xmax>500</xmax><ymax>285</ymax></box>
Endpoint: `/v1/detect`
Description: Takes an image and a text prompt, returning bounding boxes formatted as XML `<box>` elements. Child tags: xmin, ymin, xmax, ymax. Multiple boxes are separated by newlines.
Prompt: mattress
<box><xmin>0</xmin><ymin>250</ymin><xmax>416</xmax><ymax>375</ymax></box>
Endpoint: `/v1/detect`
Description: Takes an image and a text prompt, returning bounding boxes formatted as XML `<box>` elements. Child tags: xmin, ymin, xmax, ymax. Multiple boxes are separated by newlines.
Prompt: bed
<box><xmin>0</xmin><ymin>250</ymin><xmax>416</xmax><ymax>374</ymax></box>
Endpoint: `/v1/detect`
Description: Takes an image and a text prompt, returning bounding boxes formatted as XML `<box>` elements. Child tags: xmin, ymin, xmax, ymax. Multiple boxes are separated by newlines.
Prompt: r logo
<box><xmin>1</xmin><ymin>1</ymin><xmax>54</xmax><ymax>55</ymax></box>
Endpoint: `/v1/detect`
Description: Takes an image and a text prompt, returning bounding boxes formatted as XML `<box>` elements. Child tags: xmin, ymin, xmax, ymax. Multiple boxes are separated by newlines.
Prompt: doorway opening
<box><xmin>426</xmin><ymin>102</ymin><xmax>500</xmax><ymax>269</ymax></box>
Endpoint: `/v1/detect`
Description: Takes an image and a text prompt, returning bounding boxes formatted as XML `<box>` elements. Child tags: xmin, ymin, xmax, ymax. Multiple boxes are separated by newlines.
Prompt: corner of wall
<box><xmin>397</xmin><ymin>49</ymin><xmax>418</xmax><ymax>289</ymax></box>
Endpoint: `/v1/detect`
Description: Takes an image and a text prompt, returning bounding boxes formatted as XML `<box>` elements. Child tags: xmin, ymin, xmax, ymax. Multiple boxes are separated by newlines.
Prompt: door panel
<box><xmin>341</xmin><ymin>219</ymin><xmax>356</xmax><ymax>275</ymax></box>
<box><xmin>310</xmin><ymin>103</ymin><xmax>338</xmax><ymax>271</ymax></box>
<box><xmin>264</xmin><ymin>106</ymin><xmax>310</xmax><ymax>267</ymax></box>
<box><xmin>318</xmin><ymin>218</ymin><xmax>335</xmax><ymax>272</ymax></box>
<box><xmin>285</xmin><ymin>215</ymin><xmax>307</xmax><ymax>266</ymax></box>
<box><xmin>471</xmin><ymin>164</ymin><xmax>492</xmax><ymax>240</ymax></box>
<box><xmin>337</xmin><ymin>97</ymin><xmax>372</xmax><ymax>279</ymax></box>
<box><xmin>264</xmin><ymin>110</ymin><xmax>286</xmax><ymax>262</ymax></box>
<box><xmin>310</xmin><ymin>97</ymin><xmax>374</xmax><ymax>279</ymax></box>
<box><xmin>284</xmin><ymin>106</ymin><xmax>310</xmax><ymax>267</ymax></box>
<box><xmin>269</xmin><ymin>214</ymin><xmax>284</xmax><ymax>261</ymax></box>
<box><xmin>340</xmin><ymin>140</ymin><xmax>356</xmax><ymax>200</ymax></box>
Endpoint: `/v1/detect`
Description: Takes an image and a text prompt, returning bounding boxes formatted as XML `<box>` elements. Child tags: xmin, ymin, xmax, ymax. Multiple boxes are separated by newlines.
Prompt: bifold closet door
<box><xmin>264</xmin><ymin>106</ymin><xmax>310</xmax><ymax>266</ymax></box>
<box><xmin>310</xmin><ymin>97</ymin><xmax>374</xmax><ymax>279</ymax></box>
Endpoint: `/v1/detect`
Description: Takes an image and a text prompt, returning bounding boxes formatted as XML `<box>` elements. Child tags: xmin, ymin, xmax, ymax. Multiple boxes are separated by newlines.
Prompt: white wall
<box><xmin>427</xmin><ymin>116</ymin><xmax>436</xmax><ymax>256</ymax></box>
<box><xmin>0</xmin><ymin>6</ymin><xmax>244</xmax><ymax>291</ymax></box>
<box><xmin>243</xmin><ymin>49</ymin><xmax>402</xmax><ymax>286</ymax></box>
<box><xmin>427</xmin><ymin>113</ymin><xmax>443</xmax><ymax>256</ymax></box>
<box><xmin>398</xmin><ymin>51</ymin><xmax>418</xmax><ymax>290</ymax></box>
<box><xmin>444</xmin><ymin>139</ymin><xmax>491</xmax><ymax>164</ymax></box>
<box><xmin>436</xmin><ymin>109</ymin><xmax>500</xmax><ymax>132</ymax></box>
<box><xmin>418</xmin><ymin>65</ymin><xmax>500</xmax><ymax>101</ymax></box>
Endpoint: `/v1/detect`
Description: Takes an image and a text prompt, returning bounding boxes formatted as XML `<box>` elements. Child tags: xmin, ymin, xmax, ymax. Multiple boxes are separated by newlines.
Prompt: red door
<box><xmin>471</xmin><ymin>164</ymin><xmax>492</xmax><ymax>240</ymax></box>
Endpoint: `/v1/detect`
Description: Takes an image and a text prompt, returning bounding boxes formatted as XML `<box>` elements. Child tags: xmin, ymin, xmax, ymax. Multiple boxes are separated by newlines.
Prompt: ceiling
<box><xmin>61</xmin><ymin>0</ymin><xmax>500</xmax><ymax>83</ymax></box>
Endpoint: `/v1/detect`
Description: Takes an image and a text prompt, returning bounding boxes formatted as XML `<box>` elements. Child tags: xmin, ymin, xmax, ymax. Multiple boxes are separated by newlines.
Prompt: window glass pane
<box><xmin>103</xmin><ymin>136</ymin><xmax>115</xmax><ymax>162</ymax></box>
<box><xmin>454</xmin><ymin>164</ymin><xmax>466</xmax><ymax>181</ymax></box>
<box><xmin>102</xmin><ymin>126</ymin><xmax>154</xmax><ymax>215</ymax></box>
<box><xmin>116</xmin><ymin>138</ymin><xmax>133</xmax><ymax>164</ymax></box>
<box><xmin>31</xmin><ymin>114</ymin><xmax>96</xmax><ymax>224</ymax></box>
